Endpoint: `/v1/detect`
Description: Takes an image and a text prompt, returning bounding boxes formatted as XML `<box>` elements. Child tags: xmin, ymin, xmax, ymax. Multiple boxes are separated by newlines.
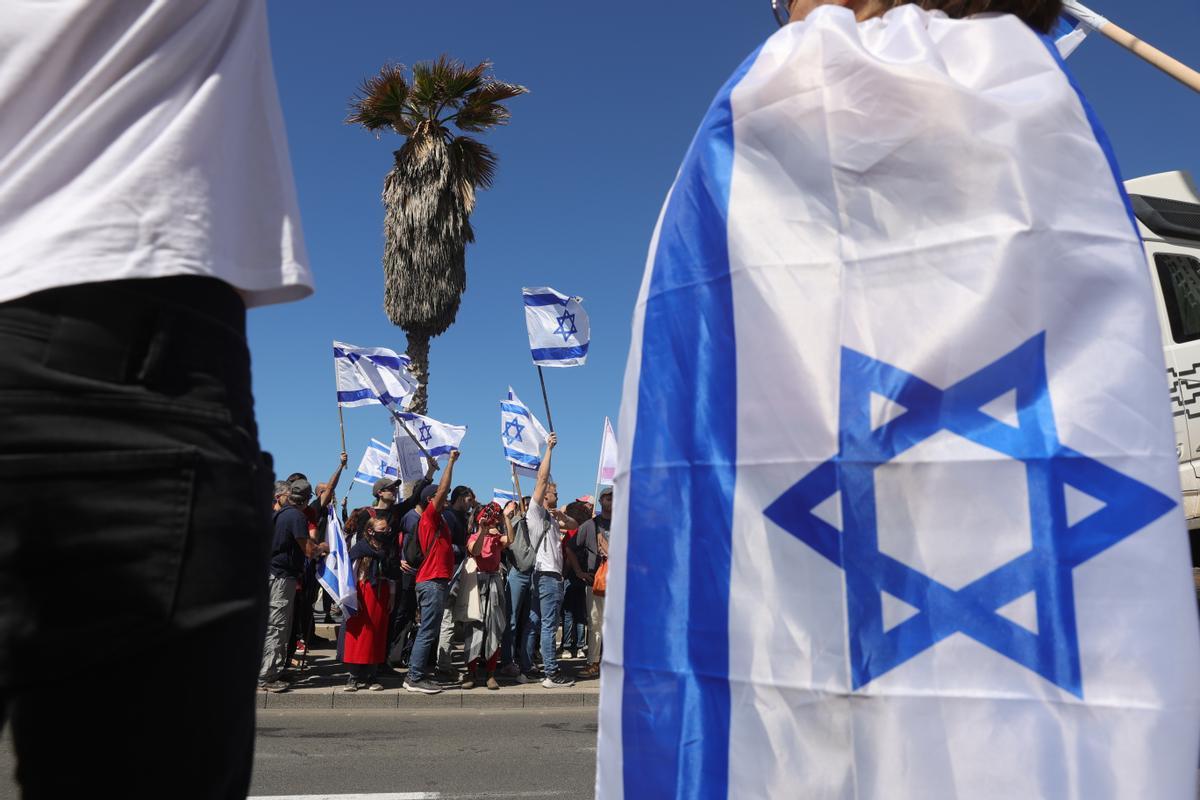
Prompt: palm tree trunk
<box><xmin>406</xmin><ymin>330</ymin><xmax>430</xmax><ymax>414</ymax></box>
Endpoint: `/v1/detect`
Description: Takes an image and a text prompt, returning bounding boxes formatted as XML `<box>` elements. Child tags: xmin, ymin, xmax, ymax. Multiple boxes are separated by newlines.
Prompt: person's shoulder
<box><xmin>527</xmin><ymin>502</ymin><xmax>548</xmax><ymax>521</ymax></box>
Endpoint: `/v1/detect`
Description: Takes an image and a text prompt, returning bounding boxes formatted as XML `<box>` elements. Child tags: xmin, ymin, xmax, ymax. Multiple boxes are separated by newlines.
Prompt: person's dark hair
<box><xmin>889</xmin><ymin>0</ymin><xmax>1062</xmax><ymax>33</ymax></box>
<box><xmin>564</xmin><ymin>501</ymin><xmax>592</xmax><ymax>530</ymax></box>
<box><xmin>450</xmin><ymin>485</ymin><xmax>474</xmax><ymax>505</ymax></box>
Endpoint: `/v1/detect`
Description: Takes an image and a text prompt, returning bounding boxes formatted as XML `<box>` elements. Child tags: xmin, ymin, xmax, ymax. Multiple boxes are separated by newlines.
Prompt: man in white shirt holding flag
<box><xmin>601</xmin><ymin>1</ymin><xmax>1200</xmax><ymax>798</ymax></box>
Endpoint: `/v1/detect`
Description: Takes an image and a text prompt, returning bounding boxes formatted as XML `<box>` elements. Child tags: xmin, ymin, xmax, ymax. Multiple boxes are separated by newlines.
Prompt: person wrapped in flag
<box><xmin>340</xmin><ymin>514</ymin><xmax>394</xmax><ymax>692</ymax></box>
<box><xmin>602</xmin><ymin>1</ymin><xmax>1200</xmax><ymax>799</ymax></box>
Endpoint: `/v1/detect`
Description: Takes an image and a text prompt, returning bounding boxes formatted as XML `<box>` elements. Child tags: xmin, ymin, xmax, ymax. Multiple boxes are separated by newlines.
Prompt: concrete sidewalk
<box><xmin>261</xmin><ymin>623</ymin><xmax>601</xmax><ymax>710</ymax></box>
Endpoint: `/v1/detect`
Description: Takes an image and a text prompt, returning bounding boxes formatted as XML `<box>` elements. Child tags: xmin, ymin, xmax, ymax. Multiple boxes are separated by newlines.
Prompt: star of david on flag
<box><xmin>391</xmin><ymin>411</ymin><xmax>465</xmax><ymax>461</ymax></box>
<box><xmin>417</xmin><ymin>421</ymin><xmax>433</xmax><ymax>445</ymax></box>
<box><xmin>765</xmin><ymin>335</ymin><xmax>1176</xmax><ymax>696</ymax></box>
<box><xmin>503</xmin><ymin>417</ymin><xmax>525</xmax><ymax>446</ymax></box>
<box><xmin>523</xmin><ymin>287</ymin><xmax>590</xmax><ymax>367</ymax></box>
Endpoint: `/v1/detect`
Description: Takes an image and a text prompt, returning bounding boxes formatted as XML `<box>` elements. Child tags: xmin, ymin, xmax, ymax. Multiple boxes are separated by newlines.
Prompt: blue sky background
<box><xmin>255</xmin><ymin>1</ymin><xmax>1200</xmax><ymax>507</ymax></box>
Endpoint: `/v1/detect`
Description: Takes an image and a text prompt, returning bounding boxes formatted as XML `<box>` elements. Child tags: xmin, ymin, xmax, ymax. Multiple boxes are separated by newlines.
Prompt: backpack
<box><xmin>507</xmin><ymin>514</ymin><xmax>550</xmax><ymax>574</ymax></box>
<box><xmin>402</xmin><ymin>518</ymin><xmax>428</xmax><ymax>571</ymax></box>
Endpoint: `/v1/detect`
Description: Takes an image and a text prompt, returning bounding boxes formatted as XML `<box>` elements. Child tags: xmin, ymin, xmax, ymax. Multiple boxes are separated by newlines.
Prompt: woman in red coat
<box><xmin>342</xmin><ymin>516</ymin><xmax>393</xmax><ymax>691</ymax></box>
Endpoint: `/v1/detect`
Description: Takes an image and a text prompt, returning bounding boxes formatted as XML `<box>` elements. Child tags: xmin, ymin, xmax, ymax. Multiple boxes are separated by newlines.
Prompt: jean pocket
<box><xmin>0</xmin><ymin>447</ymin><xmax>197</xmax><ymax>683</ymax></box>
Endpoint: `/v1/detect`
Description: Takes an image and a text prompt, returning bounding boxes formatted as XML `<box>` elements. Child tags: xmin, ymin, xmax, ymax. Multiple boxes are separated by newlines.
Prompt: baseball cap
<box><xmin>599</xmin><ymin>486</ymin><xmax>613</xmax><ymax>498</ymax></box>
<box><xmin>373</xmin><ymin>477</ymin><xmax>397</xmax><ymax>497</ymax></box>
<box><xmin>420</xmin><ymin>484</ymin><xmax>438</xmax><ymax>503</ymax></box>
<box><xmin>576</xmin><ymin>494</ymin><xmax>594</xmax><ymax>504</ymax></box>
<box><xmin>289</xmin><ymin>479</ymin><xmax>312</xmax><ymax>500</ymax></box>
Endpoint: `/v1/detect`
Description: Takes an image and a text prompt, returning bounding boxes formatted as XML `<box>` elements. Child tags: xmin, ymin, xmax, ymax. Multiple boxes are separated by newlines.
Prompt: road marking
<box><xmin>249</xmin><ymin>792</ymin><xmax>573</xmax><ymax>800</ymax></box>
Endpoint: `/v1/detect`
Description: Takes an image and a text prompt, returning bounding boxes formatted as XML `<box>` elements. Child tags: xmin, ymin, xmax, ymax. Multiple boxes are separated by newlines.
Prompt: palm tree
<box><xmin>348</xmin><ymin>56</ymin><xmax>527</xmax><ymax>413</ymax></box>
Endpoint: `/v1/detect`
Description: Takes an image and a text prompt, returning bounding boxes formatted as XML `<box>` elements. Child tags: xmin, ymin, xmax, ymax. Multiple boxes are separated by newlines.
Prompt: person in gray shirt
<box><xmin>574</xmin><ymin>485</ymin><xmax>611</xmax><ymax>678</ymax></box>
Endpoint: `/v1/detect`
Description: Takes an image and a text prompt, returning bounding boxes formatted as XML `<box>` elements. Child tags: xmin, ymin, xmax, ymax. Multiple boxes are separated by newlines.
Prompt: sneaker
<box><xmin>366</xmin><ymin>683</ymin><xmax>384</xmax><ymax>691</ymax></box>
<box><xmin>486</xmin><ymin>674</ymin><xmax>500</xmax><ymax>691</ymax></box>
<box><xmin>460</xmin><ymin>677</ymin><xmax>476</xmax><ymax>690</ymax></box>
<box><xmin>343</xmin><ymin>678</ymin><xmax>359</xmax><ymax>693</ymax></box>
<box><xmin>580</xmin><ymin>663</ymin><xmax>601</xmax><ymax>678</ymax></box>
<box><xmin>259</xmin><ymin>680</ymin><xmax>289</xmax><ymax>693</ymax></box>
<box><xmin>403</xmin><ymin>678</ymin><xmax>443</xmax><ymax>695</ymax></box>
<box><xmin>497</xmin><ymin>663</ymin><xmax>521</xmax><ymax>678</ymax></box>
<box><xmin>542</xmin><ymin>673</ymin><xmax>575</xmax><ymax>689</ymax></box>
<box><xmin>276</xmin><ymin>671</ymin><xmax>296</xmax><ymax>683</ymax></box>
<box><xmin>516</xmin><ymin>672</ymin><xmax>539</xmax><ymax>684</ymax></box>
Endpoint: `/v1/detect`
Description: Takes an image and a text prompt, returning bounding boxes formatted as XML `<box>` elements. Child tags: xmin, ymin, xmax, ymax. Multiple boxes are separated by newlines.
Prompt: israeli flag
<box><xmin>334</xmin><ymin>340</ymin><xmax>418</xmax><ymax>409</ymax></box>
<box><xmin>317</xmin><ymin>507</ymin><xmax>357</xmax><ymax>616</ymax></box>
<box><xmin>493</xmin><ymin>488</ymin><xmax>518</xmax><ymax>506</ymax></box>
<box><xmin>352</xmin><ymin>438</ymin><xmax>398</xmax><ymax>487</ymax></box>
<box><xmin>523</xmin><ymin>287</ymin><xmax>590</xmax><ymax>367</ymax></box>
<box><xmin>1054</xmin><ymin>0</ymin><xmax>1108</xmax><ymax>57</ymax></box>
<box><xmin>392</xmin><ymin>412</ymin><xmax>466</xmax><ymax>460</ymax></box>
<box><xmin>600</xmin><ymin>7</ymin><xmax>1200</xmax><ymax>800</ymax></box>
<box><xmin>500</xmin><ymin>387</ymin><xmax>549</xmax><ymax>470</ymax></box>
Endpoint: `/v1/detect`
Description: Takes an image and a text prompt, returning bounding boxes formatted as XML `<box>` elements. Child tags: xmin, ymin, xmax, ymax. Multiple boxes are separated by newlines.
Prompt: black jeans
<box><xmin>0</xmin><ymin>277</ymin><xmax>273</xmax><ymax>798</ymax></box>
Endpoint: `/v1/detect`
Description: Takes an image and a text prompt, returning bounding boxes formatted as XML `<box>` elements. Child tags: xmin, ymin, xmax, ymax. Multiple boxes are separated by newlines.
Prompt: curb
<box><xmin>258</xmin><ymin>689</ymin><xmax>600</xmax><ymax>710</ymax></box>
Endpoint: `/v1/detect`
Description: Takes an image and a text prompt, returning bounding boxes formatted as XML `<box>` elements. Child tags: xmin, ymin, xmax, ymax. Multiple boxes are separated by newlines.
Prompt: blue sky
<box><xmin>255</xmin><ymin>1</ymin><xmax>1200</xmax><ymax>506</ymax></box>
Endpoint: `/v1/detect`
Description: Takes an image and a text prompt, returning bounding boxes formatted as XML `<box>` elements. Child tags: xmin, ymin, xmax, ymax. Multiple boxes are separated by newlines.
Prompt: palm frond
<box><xmin>466</xmin><ymin>81</ymin><xmax>529</xmax><ymax>106</ymax></box>
<box><xmin>430</xmin><ymin>55</ymin><xmax>489</xmax><ymax>103</ymax></box>
<box><xmin>451</xmin><ymin>103</ymin><xmax>510</xmax><ymax>132</ymax></box>
<box><xmin>346</xmin><ymin>64</ymin><xmax>412</xmax><ymax>133</ymax></box>
<box><xmin>448</xmin><ymin>136</ymin><xmax>498</xmax><ymax>190</ymax></box>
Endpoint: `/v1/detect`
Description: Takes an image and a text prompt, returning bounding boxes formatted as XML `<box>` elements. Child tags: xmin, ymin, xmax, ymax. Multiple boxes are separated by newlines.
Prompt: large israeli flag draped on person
<box><xmin>352</xmin><ymin>438</ymin><xmax>398</xmax><ymax>487</ymax></box>
<box><xmin>500</xmin><ymin>387</ymin><xmax>549</xmax><ymax>469</ymax></box>
<box><xmin>523</xmin><ymin>287</ymin><xmax>590</xmax><ymax>367</ymax></box>
<box><xmin>317</xmin><ymin>507</ymin><xmax>357</xmax><ymax>615</ymax></box>
<box><xmin>334</xmin><ymin>340</ymin><xmax>418</xmax><ymax>409</ymax></box>
<box><xmin>391</xmin><ymin>412</ymin><xmax>465</xmax><ymax>460</ymax></box>
<box><xmin>598</xmin><ymin>6</ymin><xmax>1200</xmax><ymax>800</ymax></box>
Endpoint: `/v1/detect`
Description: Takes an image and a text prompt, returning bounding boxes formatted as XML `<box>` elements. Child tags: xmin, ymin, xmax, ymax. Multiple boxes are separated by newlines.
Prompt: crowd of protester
<box><xmin>257</xmin><ymin>433</ymin><xmax>613</xmax><ymax>694</ymax></box>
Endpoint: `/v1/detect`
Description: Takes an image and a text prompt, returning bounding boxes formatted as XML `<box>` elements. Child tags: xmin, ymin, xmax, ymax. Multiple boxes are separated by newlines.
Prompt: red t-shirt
<box><xmin>415</xmin><ymin>500</ymin><xmax>454</xmax><ymax>582</ymax></box>
<box><xmin>469</xmin><ymin>531</ymin><xmax>503</xmax><ymax>573</ymax></box>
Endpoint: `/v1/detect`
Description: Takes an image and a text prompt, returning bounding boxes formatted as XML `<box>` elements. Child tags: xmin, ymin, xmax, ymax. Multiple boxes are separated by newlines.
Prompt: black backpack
<box><xmin>403</xmin><ymin>522</ymin><xmax>428</xmax><ymax>570</ymax></box>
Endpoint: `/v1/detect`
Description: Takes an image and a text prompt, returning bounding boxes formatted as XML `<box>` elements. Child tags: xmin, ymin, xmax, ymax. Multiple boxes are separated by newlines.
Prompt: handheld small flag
<box><xmin>392</xmin><ymin>412</ymin><xmax>466</xmax><ymax>460</ymax></box>
<box><xmin>352</xmin><ymin>438</ymin><xmax>398</xmax><ymax>487</ymax></box>
<box><xmin>522</xmin><ymin>287</ymin><xmax>590</xmax><ymax>367</ymax></box>
<box><xmin>493</xmin><ymin>488</ymin><xmax>518</xmax><ymax>506</ymax></box>
<box><xmin>334</xmin><ymin>340</ymin><xmax>418</xmax><ymax>410</ymax></box>
<box><xmin>500</xmin><ymin>387</ymin><xmax>549</xmax><ymax>470</ymax></box>
<box><xmin>595</xmin><ymin>416</ymin><xmax>618</xmax><ymax>487</ymax></box>
<box><xmin>317</xmin><ymin>507</ymin><xmax>357</xmax><ymax>615</ymax></box>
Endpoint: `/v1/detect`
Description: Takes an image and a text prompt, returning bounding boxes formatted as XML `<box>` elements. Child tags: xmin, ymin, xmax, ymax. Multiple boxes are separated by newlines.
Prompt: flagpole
<box><xmin>511</xmin><ymin>463</ymin><xmax>526</xmax><ymax>517</ymax></box>
<box><xmin>333</xmin><ymin>354</ymin><xmax>347</xmax><ymax>453</ymax></box>
<box><xmin>385</xmin><ymin>406</ymin><xmax>436</xmax><ymax>469</ymax></box>
<box><xmin>536</xmin><ymin>365</ymin><xmax>555</xmax><ymax>432</ymax></box>
<box><xmin>1098</xmin><ymin>20</ymin><xmax>1200</xmax><ymax>93</ymax></box>
<box><xmin>593</xmin><ymin>418</ymin><xmax>606</xmax><ymax>506</ymax></box>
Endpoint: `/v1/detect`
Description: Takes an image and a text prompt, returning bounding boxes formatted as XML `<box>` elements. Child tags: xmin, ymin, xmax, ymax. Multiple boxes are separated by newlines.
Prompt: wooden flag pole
<box><xmin>536</xmin><ymin>366</ymin><xmax>555</xmax><ymax>433</ymax></box>
<box><xmin>1098</xmin><ymin>20</ymin><xmax>1200</xmax><ymax>94</ymax></box>
<box><xmin>387</xmin><ymin>407</ymin><xmax>435</xmax><ymax>468</ymax></box>
<box><xmin>511</xmin><ymin>463</ymin><xmax>526</xmax><ymax>516</ymax></box>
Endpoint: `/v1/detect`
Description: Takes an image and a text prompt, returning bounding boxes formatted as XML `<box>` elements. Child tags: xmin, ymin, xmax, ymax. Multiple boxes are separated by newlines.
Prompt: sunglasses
<box><xmin>772</xmin><ymin>0</ymin><xmax>793</xmax><ymax>26</ymax></box>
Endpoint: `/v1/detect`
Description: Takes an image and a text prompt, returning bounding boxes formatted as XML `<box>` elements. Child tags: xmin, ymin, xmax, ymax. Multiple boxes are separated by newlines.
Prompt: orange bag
<box><xmin>593</xmin><ymin>559</ymin><xmax>609</xmax><ymax>596</ymax></box>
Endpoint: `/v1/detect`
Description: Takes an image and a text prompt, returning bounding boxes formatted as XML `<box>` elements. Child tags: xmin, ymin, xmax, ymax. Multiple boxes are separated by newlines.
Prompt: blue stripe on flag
<box><xmin>621</xmin><ymin>45</ymin><xmax>761</xmax><ymax>799</ymax></box>
<box><xmin>500</xmin><ymin>402</ymin><xmax>530</xmax><ymax>418</ymax></box>
<box><xmin>334</xmin><ymin>348</ymin><xmax>409</xmax><ymax>371</ymax></box>
<box><xmin>531</xmin><ymin>345</ymin><xmax>589</xmax><ymax>361</ymax></box>
<box><xmin>337</xmin><ymin>389</ymin><xmax>376</xmax><ymax>403</ymax></box>
<box><xmin>504</xmin><ymin>450</ymin><xmax>541</xmax><ymax>468</ymax></box>
<box><xmin>522</xmin><ymin>292</ymin><xmax>567</xmax><ymax>307</ymax></box>
<box><xmin>1039</xmin><ymin>33</ymin><xmax>1139</xmax><ymax>236</ymax></box>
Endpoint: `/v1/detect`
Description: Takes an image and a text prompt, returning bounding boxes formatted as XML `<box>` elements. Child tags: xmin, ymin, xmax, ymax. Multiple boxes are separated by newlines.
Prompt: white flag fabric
<box><xmin>352</xmin><ymin>438</ymin><xmax>398</xmax><ymax>488</ymax></box>
<box><xmin>317</xmin><ymin>507</ymin><xmax>357</xmax><ymax>616</ymax></box>
<box><xmin>523</xmin><ymin>286</ymin><xmax>590</xmax><ymax>367</ymax></box>
<box><xmin>600</xmin><ymin>7</ymin><xmax>1200</xmax><ymax>800</ymax></box>
<box><xmin>500</xmin><ymin>387</ymin><xmax>549</xmax><ymax>470</ymax></box>
<box><xmin>1053</xmin><ymin>1</ymin><xmax>1108</xmax><ymax>57</ymax></box>
<box><xmin>595</xmin><ymin>416</ymin><xmax>618</xmax><ymax>487</ymax></box>
<box><xmin>391</xmin><ymin>412</ymin><xmax>466</xmax><ymax>460</ymax></box>
<box><xmin>334</xmin><ymin>340</ymin><xmax>418</xmax><ymax>409</ymax></box>
<box><xmin>493</xmin><ymin>488</ymin><xmax>518</xmax><ymax>506</ymax></box>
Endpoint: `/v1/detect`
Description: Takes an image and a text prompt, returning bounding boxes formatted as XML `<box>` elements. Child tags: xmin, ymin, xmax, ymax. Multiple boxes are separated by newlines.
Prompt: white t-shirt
<box><xmin>527</xmin><ymin>503</ymin><xmax>563</xmax><ymax>575</ymax></box>
<box><xmin>0</xmin><ymin>0</ymin><xmax>312</xmax><ymax>307</ymax></box>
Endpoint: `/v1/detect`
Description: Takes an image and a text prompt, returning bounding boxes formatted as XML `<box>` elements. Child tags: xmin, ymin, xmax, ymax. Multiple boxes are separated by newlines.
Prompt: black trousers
<box><xmin>0</xmin><ymin>277</ymin><xmax>273</xmax><ymax>799</ymax></box>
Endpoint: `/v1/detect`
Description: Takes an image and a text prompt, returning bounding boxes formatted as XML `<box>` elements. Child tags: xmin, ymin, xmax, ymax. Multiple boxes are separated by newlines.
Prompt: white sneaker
<box><xmin>542</xmin><ymin>674</ymin><xmax>575</xmax><ymax>689</ymax></box>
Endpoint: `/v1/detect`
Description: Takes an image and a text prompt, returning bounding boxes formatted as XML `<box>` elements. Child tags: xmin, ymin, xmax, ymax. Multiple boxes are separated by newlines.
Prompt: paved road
<box><xmin>0</xmin><ymin>707</ymin><xmax>598</xmax><ymax>799</ymax></box>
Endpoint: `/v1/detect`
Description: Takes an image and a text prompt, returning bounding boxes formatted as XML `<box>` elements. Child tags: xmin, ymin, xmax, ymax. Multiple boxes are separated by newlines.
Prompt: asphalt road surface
<box><xmin>0</xmin><ymin>707</ymin><xmax>599</xmax><ymax>799</ymax></box>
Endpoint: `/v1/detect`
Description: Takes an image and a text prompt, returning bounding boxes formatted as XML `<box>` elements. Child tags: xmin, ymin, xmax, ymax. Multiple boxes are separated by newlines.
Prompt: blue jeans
<box><xmin>409</xmin><ymin>580</ymin><xmax>448</xmax><ymax>683</ymax></box>
<box><xmin>503</xmin><ymin>568</ymin><xmax>532</xmax><ymax>669</ymax></box>
<box><xmin>525</xmin><ymin>572</ymin><xmax>565</xmax><ymax>677</ymax></box>
<box><xmin>561</xmin><ymin>577</ymin><xmax>586</xmax><ymax>652</ymax></box>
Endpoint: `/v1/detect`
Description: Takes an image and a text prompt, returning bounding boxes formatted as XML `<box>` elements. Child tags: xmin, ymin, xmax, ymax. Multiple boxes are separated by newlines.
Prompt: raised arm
<box><xmin>531</xmin><ymin>432</ymin><xmax>557</xmax><ymax>508</ymax></box>
<box><xmin>431</xmin><ymin>449</ymin><xmax>459</xmax><ymax>512</ymax></box>
<box><xmin>317</xmin><ymin>451</ymin><xmax>348</xmax><ymax>509</ymax></box>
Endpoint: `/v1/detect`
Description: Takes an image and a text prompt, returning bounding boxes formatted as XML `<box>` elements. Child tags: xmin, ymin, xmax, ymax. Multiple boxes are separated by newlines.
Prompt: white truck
<box><xmin>1126</xmin><ymin>170</ymin><xmax>1200</xmax><ymax>568</ymax></box>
